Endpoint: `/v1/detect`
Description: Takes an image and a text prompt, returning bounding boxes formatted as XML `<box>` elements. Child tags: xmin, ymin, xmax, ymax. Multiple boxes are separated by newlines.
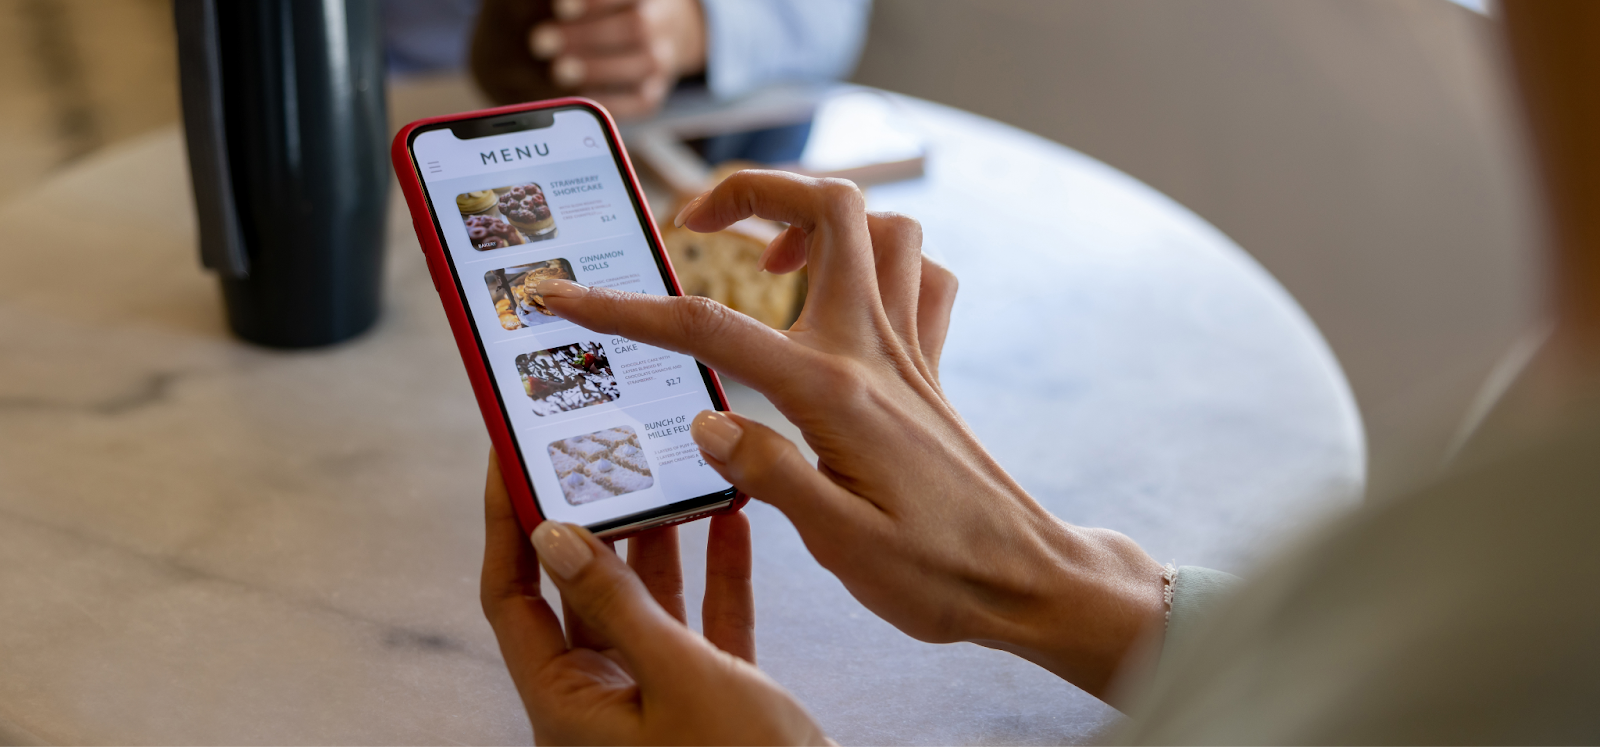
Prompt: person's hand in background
<box><xmin>480</xmin><ymin>453</ymin><xmax>826</xmax><ymax>744</ymax></box>
<box><xmin>533</xmin><ymin>170</ymin><xmax>1169</xmax><ymax>700</ymax></box>
<box><xmin>533</xmin><ymin>0</ymin><xmax>707</xmax><ymax>118</ymax></box>
<box><xmin>471</xmin><ymin>0</ymin><xmax>706</xmax><ymax>120</ymax></box>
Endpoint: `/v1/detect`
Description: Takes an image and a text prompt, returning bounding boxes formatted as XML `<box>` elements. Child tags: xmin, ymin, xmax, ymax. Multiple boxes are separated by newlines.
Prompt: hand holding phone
<box><xmin>393</xmin><ymin>99</ymin><xmax>742</xmax><ymax>538</ymax></box>
<box><xmin>480</xmin><ymin>453</ymin><xmax>827</xmax><ymax>745</ymax></box>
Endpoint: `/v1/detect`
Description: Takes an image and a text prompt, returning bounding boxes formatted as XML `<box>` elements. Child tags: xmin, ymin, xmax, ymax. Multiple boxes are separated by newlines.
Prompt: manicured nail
<box><xmin>673</xmin><ymin>192</ymin><xmax>708</xmax><ymax>228</ymax></box>
<box><xmin>552</xmin><ymin>56</ymin><xmax>584</xmax><ymax>88</ymax></box>
<box><xmin>537</xmin><ymin>278</ymin><xmax>588</xmax><ymax>299</ymax></box>
<box><xmin>755</xmin><ymin>242</ymin><xmax>778</xmax><ymax>273</ymax></box>
<box><xmin>691</xmin><ymin>410</ymin><xmax>743</xmax><ymax>462</ymax></box>
<box><xmin>531</xmin><ymin>521</ymin><xmax>593</xmax><ymax>580</ymax></box>
<box><xmin>553</xmin><ymin>0</ymin><xmax>585</xmax><ymax>21</ymax></box>
<box><xmin>530</xmin><ymin>24</ymin><xmax>563</xmax><ymax>59</ymax></box>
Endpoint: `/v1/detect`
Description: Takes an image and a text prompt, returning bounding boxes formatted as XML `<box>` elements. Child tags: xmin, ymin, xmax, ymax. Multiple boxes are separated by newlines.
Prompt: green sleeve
<box><xmin>1160</xmin><ymin>566</ymin><xmax>1241</xmax><ymax>673</ymax></box>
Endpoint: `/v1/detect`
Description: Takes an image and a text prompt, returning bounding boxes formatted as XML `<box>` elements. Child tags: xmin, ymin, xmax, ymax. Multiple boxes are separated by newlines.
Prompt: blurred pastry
<box><xmin>661</xmin><ymin>213</ymin><xmax>803</xmax><ymax>329</ymax></box>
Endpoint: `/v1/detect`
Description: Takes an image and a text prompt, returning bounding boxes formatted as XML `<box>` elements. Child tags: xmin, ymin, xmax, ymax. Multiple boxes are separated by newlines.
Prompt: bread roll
<box><xmin>661</xmin><ymin>214</ymin><xmax>805</xmax><ymax>329</ymax></box>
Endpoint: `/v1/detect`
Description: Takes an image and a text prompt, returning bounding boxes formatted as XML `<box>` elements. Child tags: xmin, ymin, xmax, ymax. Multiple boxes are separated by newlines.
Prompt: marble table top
<box><xmin>0</xmin><ymin>87</ymin><xmax>1362</xmax><ymax>745</ymax></box>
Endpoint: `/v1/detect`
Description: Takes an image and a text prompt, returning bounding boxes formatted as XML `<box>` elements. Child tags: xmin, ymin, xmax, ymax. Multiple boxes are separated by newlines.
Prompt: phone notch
<box><xmin>450</xmin><ymin>109</ymin><xmax>557</xmax><ymax>140</ymax></box>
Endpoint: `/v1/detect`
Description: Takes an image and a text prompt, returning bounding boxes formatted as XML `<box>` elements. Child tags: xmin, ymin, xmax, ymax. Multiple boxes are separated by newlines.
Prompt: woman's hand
<box><xmin>533</xmin><ymin>170</ymin><xmax>1169</xmax><ymax>699</ymax></box>
<box><xmin>481</xmin><ymin>453</ymin><xmax>826</xmax><ymax>745</ymax></box>
<box><xmin>531</xmin><ymin>0</ymin><xmax>706</xmax><ymax>119</ymax></box>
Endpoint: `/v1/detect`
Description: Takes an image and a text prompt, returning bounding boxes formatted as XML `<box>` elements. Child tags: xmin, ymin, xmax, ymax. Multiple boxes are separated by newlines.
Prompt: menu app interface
<box><xmin>413</xmin><ymin>108</ymin><xmax>731</xmax><ymax>527</ymax></box>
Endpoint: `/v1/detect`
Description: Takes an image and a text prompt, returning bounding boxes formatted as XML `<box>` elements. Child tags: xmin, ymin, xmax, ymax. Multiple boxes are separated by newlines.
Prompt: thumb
<box><xmin>530</xmin><ymin>521</ymin><xmax>698</xmax><ymax>687</ymax></box>
<box><xmin>689</xmin><ymin>412</ymin><xmax>873</xmax><ymax>559</ymax></box>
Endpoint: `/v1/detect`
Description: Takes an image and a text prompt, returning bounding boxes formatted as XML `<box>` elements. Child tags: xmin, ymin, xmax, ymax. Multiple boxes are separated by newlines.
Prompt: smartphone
<box><xmin>392</xmin><ymin>98</ymin><xmax>743</xmax><ymax>538</ymax></box>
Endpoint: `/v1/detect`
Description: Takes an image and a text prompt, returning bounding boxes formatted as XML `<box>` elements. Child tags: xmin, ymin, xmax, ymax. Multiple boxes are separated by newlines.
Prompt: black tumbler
<box><xmin>175</xmin><ymin>0</ymin><xmax>388</xmax><ymax>348</ymax></box>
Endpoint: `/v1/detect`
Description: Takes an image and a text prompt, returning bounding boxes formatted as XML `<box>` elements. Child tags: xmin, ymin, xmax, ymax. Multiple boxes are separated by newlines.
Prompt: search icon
<box><xmin>583</xmin><ymin>137</ymin><xmax>598</xmax><ymax>148</ymax></box>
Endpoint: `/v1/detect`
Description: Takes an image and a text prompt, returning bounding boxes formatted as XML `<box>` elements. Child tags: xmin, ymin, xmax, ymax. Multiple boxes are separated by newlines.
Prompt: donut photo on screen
<box><xmin>485</xmin><ymin>259</ymin><xmax>577</xmax><ymax>330</ymax></box>
<box><xmin>547</xmin><ymin>426</ymin><xmax>654</xmax><ymax>505</ymax></box>
<box><xmin>515</xmin><ymin>340</ymin><xmax>619</xmax><ymax>416</ymax></box>
<box><xmin>455</xmin><ymin>183</ymin><xmax>557</xmax><ymax>250</ymax></box>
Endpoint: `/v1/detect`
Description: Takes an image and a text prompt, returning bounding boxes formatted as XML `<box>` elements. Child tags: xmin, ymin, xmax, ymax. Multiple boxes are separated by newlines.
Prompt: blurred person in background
<box><xmin>382</xmin><ymin>0</ymin><xmax>482</xmax><ymax>74</ymax></box>
<box><xmin>476</xmin><ymin>0</ymin><xmax>1600</xmax><ymax>743</ymax></box>
<box><xmin>381</xmin><ymin>0</ymin><xmax>871</xmax><ymax>119</ymax></box>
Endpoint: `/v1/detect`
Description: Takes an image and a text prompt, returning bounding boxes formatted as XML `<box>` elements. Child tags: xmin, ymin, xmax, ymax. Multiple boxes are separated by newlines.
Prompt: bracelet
<box><xmin>1161</xmin><ymin>562</ymin><xmax>1178</xmax><ymax>629</ymax></box>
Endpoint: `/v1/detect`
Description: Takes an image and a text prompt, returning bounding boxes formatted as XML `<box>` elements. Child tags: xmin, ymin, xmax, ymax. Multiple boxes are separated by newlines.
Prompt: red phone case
<box><xmin>390</xmin><ymin>97</ymin><xmax>746</xmax><ymax>538</ymax></box>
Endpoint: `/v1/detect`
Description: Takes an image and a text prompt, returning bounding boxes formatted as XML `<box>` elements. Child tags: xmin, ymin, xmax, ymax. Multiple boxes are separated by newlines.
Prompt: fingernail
<box><xmin>755</xmin><ymin>243</ymin><xmax>777</xmax><ymax>273</ymax></box>
<box><xmin>673</xmin><ymin>192</ymin><xmax>708</xmax><ymax>228</ymax></box>
<box><xmin>530</xmin><ymin>24</ymin><xmax>562</xmax><ymax>59</ymax></box>
<box><xmin>552</xmin><ymin>56</ymin><xmax>584</xmax><ymax>88</ymax></box>
<box><xmin>537</xmin><ymin>278</ymin><xmax>589</xmax><ymax>299</ymax></box>
<box><xmin>531</xmin><ymin>521</ymin><xmax>593</xmax><ymax>580</ymax></box>
<box><xmin>691</xmin><ymin>411</ymin><xmax>743</xmax><ymax>462</ymax></box>
<box><xmin>553</xmin><ymin>0</ymin><xmax>585</xmax><ymax>21</ymax></box>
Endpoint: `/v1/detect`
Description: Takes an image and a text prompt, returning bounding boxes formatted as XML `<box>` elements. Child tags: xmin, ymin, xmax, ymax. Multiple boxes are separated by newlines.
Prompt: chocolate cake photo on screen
<box><xmin>514</xmin><ymin>340</ymin><xmax>619</xmax><ymax>416</ymax></box>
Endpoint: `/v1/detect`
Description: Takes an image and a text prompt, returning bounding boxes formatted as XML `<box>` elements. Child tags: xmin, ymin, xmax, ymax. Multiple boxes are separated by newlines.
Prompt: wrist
<box><xmin>971</xmin><ymin>513</ymin><xmax>1168</xmax><ymax>700</ymax></box>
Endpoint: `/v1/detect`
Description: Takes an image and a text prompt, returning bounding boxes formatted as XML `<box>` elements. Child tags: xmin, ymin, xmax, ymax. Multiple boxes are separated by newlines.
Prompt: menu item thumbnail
<box><xmin>516</xmin><ymin>341</ymin><xmax>619</xmax><ymax>416</ymax></box>
<box><xmin>548</xmin><ymin>426</ymin><xmax>654</xmax><ymax>505</ymax></box>
<box><xmin>457</xmin><ymin>190</ymin><xmax>526</xmax><ymax>251</ymax></box>
<box><xmin>486</xmin><ymin>259</ymin><xmax>576</xmax><ymax>330</ymax></box>
<box><xmin>496</xmin><ymin>183</ymin><xmax>557</xmax><ymax>241</ymax></box>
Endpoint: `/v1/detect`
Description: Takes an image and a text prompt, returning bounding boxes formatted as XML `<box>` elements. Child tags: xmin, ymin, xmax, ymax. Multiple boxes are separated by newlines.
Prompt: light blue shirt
<box><xmin>699</xmin><ymin>0</ymin><xmax>872</xmax><ymax>99</ymax></box>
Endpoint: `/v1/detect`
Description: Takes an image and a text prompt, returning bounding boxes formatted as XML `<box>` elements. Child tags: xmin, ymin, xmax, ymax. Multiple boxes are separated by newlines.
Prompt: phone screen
<box><xmin>408</xmin><ymin>106</ymin><xmax>734</xmax><ymax>531</ymax></box>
